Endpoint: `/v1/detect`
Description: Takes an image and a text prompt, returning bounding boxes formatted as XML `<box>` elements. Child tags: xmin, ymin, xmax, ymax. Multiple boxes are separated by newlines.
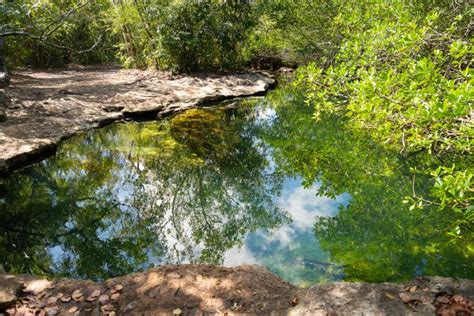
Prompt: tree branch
<box><xmin>39</xmin><ymin>0</ymin><xmax>91</xmax><ymax>39</ymax></box>
<box><xmin>0</xmin><ymin>1</ymin><xmax>99</xmax><ymax>55</ymax></box>
<box><xmin>0</xmin><ymin>31</ymin><xmax>102</xmax><ymax>54</ymax></box>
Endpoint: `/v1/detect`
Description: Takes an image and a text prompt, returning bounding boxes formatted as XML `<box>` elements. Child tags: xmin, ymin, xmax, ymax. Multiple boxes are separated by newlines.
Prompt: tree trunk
<box><xmin>0</xmin><ymin>37</ymin><xmax>9</xmax><ymax>122</ymax></box>
<box><xmin>0</xmin><ymin>37</ymin><xmax>10</xmax><ymax>88</ymax></box>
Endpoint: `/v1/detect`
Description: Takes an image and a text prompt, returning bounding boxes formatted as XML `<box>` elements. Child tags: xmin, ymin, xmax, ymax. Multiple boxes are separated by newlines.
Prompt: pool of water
<box><xmin>0</xmin><ymin>89</ymin><xmax>472</xmax><ymax>286</ymax></box>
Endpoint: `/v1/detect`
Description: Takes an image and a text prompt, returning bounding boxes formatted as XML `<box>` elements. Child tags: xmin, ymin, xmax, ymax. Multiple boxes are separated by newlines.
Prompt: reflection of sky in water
<box><xmin>46</xmin><ymin>104</ymin><xmax>352</xmax><ymax>285</ymax></box>
<box><xmin>224</xmin><ymin>177</ymin><xmax>351</xmax><ymax>285</ymax></box>
<box><xmin>4</xmin><ymin>96</ymin><xmax>471</xmax><ymax>284</ymax></box>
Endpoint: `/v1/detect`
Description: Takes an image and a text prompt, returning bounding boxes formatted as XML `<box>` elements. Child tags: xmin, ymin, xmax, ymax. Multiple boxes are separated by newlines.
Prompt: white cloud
<box><xmin>223</xmin><ymin>243</ymin><xmax>259</xmax><ymax>267</ymax></box>
<box><xmin>278</xmin><ymin>184</ymin><xmax>346</xmax><ymax>230</ymax></box>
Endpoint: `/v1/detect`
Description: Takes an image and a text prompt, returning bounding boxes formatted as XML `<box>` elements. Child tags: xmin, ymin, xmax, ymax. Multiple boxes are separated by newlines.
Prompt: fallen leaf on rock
<box><xmin>421</xmin><ymin>296</ymin><xmax>431</xmax><ymax>304</ymax></box>
<box><xmin>27</xmin><ymin>301</ymin><xmax>39</xmax><ymax>308</ymax></box>
<box><xmin>231</xmin><ymin>302</ymin><xmax>243</xmax><ymax>311</ymax></box>
<box><xmin>288</xmin><ymin>297</ymin><xmax>299</xmax><ymax>306</ymax></box>
<box><xmin>37</xmin><ymin>300</ymin><xmax>47</xmax><ymax>308</ymax></box>
<box><xmin>29</xmin><ymin>299</ymin><xmax>45</xmax><ymax>309</ymax></box>
<box><xmin>168</xmin><ymin>272</ymin><xmax>181</xmax><ymax>279</ymax></box>
<box><xmin>98</xmin><ymin>294</ymin><xmax>109</xmax><ymax>304</ymax></box>
<box><xmin>72</xmin><ymin>292</ymin><xmax>84</xmax><ymax>302</ymax></box>
<box><xmin>87</xmin><ymin>290</ymin><xmax>101</xmax><ymax>302</ymax></box>
<box><xmin>44</xmin><ymin>305</ymin><xmax>60</xmax><ymax>315</ymax></box>
<box><xmin>385</xmin><ymin>293</ymin><xmax>395</xmax><ymax>300</ymax></box>
<box><xmin>16</xmin><ymin>306</ymin><xmax>34</xmax><ymax>315</ymax></box>
<box><xmin>408</xmin><ymin>286</ymin><xmax>417</xmax><ymax>292</ymax></box>
<box><xmin>20</xmin><ymin>297</ymin><xmax>31</xmax><ymax>303</ymax></box>
<box><xmin>47</xmin><ymin>296</ymin><xmax>58</xmax><ymax>304</ymax></box>
<box><xmin>68</xmin><ymin>306</ymin><xmax>79</xmax><ymax>314</ymax></box>
<box><xmin>72</xmin><ymin>289</ymin><xmax>81</xmax><ymax>297</ymax></box>
<box><xmin>90</xmin><ymin>289</ymin><xmax>101</xmax><ymax>297</ymax></box>
<box><xmin>100</xmin><ymin>304</ymin><xmax>115</xmax><ymax>313</ymax></box>
<box><xmin>173</xmin><ymin>308</ymin><xmax>182</xmax><ymax>315</ymax></box>
<box><xmin>111</xmin><ymin>292</ymin><xmax>121</xmax><ymax>300</ymax></box>
<box><xmin>24</xmin><ymin>280</ymin><xmax>53</xmax><ymax>294</ymax></box>
<box><xmin>436</xmin><ymin>295</ymin><xmax>450</xmax><ymax>304</ymax></box>
<box><xmin>399</xmin><ymin>293</ymin><xmax>411</xmax><ymax>303</ymax></box>
<box><xmin>125</xmin><ymin>301</ymin><xmax>137</xmax><ymax>312</ymax></box>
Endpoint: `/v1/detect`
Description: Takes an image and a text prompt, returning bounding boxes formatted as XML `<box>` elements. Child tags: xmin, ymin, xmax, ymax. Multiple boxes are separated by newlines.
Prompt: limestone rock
<box><xmin>1</xmin><ymin>269</ymin><xmax>473</xmax><ymax>315</ymax></box>
<box><xmin>0</xmin><ymin>276</ymin><xmax>22</xmax><ymax>309</ymax></box>
<box><xmin>0</xmin><ymin>67</ymin><xmax>275</xmax><ymax>174</ymax></box>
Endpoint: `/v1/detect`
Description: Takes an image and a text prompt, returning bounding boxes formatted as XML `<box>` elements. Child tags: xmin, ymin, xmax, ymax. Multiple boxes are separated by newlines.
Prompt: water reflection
<box><xmin>224</xmin><ymin>179</ymin><xmax>350</xmax><ymax>286</ymax></box>
<box><xmin>0</xmin><ymin>103</ymin><xmax>290</xmax><ymax>280</ymax></box>
<box><xmin>0</xmin><ymin>89</ymin><xmax>472</xmax><ymax>285</ymax></box>
<box><xmin>262</xmin><ymin>89</ymin><xmax>474</xmax><ymax>282</ymax></box>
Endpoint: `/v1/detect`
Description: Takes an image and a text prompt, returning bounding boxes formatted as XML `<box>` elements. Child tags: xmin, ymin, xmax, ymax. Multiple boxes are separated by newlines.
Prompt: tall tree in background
<box><xmin>0</xmin><ymin>36</ymin><xmax>8</xmax><ymax>87</ymax></box>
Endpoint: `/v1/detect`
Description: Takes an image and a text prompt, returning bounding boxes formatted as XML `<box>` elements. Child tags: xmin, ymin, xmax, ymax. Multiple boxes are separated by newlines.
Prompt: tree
<box><xmin>261</xmin><ymin>86</ymin><xmax>474</xmax><ymax>282</ymax></box>
<box><xmin>0</xmin><ymin>103</ymin><xmax>288</xmax><ymax>279</ymax></box>
<box><xmin>0</xmin><ymin>37</ymin><xmax>9</xmax><ymax>87</ymax></box>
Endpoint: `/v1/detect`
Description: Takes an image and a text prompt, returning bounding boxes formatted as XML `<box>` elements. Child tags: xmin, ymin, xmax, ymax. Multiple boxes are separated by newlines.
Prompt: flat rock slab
<box><xmin>1</xmin><ymin>266</ymin><xmax>473</xmax><ymax>315</ymax></box>
<box><xmin>0</xmin><ymin>66</ymin><xmax>274</xmax><ymax>174</ymax></box>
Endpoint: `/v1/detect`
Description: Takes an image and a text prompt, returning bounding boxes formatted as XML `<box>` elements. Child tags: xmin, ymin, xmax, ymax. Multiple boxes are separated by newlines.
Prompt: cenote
<box><xmin>0</xmin><ymin>87</ymin><xmax>472</xmax><ymax>287</ymax></box>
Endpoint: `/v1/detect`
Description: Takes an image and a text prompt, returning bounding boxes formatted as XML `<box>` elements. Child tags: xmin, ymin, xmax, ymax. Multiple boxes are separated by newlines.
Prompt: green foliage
<box><xmin>249</xmin><ymin>0</ymin><xmax>339</xmax><ymax>65</ymax></box>
<box><xmin>262</xmin><ymin>86</ymin><xmax>473</xmax><ymax>282</ymax></box>
<box><xmin>0</xmin><ymin>103</ymin><xmax>287</xmax><ymax>278</ymax></box>
<box><xmin>107</xmin><ymin>0</ymin><xmax>161</xmax><ymax>69</ymax></box>
<box><xmin>0</xmin><ymin>0</ymin><xmax>117</xmax><ymax>67</ymax></box>
<box><xmin>1</xmin><ymin>0</ymin><xmax>344</xmax><ymax>71</ymax></box>
<box><xmin>296</xmin><ymin>0</ymin><xmax>473</xmax><ymax>239</ymax></box>
<box><xmin>157</xmin><ymin>1</ymin><xmax>257</xmax><ymax>71</ymax></box>
<box><xmin>108</xmin><ymin>0</ymin><xmax>257</xmax><ymax>71</ymax></box>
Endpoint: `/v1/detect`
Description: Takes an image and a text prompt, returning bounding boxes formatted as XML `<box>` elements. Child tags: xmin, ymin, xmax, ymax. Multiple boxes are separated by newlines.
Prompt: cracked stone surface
<box><xmin>0</xmin><ymin>66</ymin><xmax>274</xmax><ymax>174</ymax></box>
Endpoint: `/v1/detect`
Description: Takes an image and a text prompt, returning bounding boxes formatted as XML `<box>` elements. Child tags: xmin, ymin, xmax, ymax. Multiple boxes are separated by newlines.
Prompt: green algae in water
<box><xmin>0</xmin><ymin>91</ymin><xmax>472</xmax><ymax>285</ymax></box>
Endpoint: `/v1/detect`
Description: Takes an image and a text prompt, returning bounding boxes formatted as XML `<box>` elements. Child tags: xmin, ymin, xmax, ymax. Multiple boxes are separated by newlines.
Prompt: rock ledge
<box><xmin>1</xmin><ymin>265</ymin><xmax>473</xmax><ymax>315</ymax></box>
<box><xmin>0</xmin><ymin>66</ymin><xmax>274</xmax><ymax>174</ymax></box>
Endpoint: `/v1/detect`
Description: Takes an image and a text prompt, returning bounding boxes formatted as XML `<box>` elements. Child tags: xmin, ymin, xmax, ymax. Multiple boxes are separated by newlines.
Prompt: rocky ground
<box><xmin>0</xmin><ymin>66</ymin><xmax>274</xmax><ymax>174</ymax></box>
<box><xmin>0</xmin><ymin>265</ymin><xmax>473</xmax><ymax>315</ymax></box>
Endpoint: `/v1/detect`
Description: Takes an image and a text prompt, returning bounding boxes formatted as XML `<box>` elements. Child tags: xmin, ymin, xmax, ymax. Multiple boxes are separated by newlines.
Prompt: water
<box><xmin>0</xmin><ymin>89</ymin><xmax>472</xmax><ymax>286</ymax></box>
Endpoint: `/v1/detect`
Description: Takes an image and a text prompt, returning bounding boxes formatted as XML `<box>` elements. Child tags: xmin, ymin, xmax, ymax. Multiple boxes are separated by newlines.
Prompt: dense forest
<box><xmin>0</xmin><ymin>0</ymin><xmax>472</xmax><ymax>258</ymax></box>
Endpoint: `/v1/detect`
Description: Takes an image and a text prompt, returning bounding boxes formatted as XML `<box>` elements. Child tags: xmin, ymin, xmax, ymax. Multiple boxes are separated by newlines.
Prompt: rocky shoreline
<box><xmin>1</xmin><ymin>265</ymin><xmax>473</xmax><ymax>315</ymax></box>
<box><xmin>0</xmin><ymin>66</ymin><xmax>274</xmax><ymax>175</ymax></box>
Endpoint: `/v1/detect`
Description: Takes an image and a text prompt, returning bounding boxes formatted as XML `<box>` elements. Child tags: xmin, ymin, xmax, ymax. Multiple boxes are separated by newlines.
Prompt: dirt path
<box><xmin>0</xmin><ymin>66</ymin><xmax>274</xmax><ymax>174</ymax></box>
<box><xmin>1</xmin><ymin>265</ymin><xmax>473</xmax><ymax>315</ymax></box>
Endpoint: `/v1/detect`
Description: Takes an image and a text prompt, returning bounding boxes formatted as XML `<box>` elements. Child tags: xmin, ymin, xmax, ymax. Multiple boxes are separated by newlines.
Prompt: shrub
<box><xmin>157</xmin><ymin>1</ymin><xmax>257</xmax><ymax>72</ymax></box>
<box><xmin>296</xmin><ymin>0</ymin><xmax>473</xmax><ymax>239</ymax></box>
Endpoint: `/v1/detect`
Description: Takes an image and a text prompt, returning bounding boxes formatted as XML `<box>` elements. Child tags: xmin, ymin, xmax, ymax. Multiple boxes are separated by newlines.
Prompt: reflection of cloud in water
<box><xmin>224</xmin><ymin>180</ymin><xmax>351</xmax><ymax>267</ymax></box>
<box><xmin>256</xmin><ymin>106</ymin><xmax>277</xmax><ymax>122</ymax></box>
<box><xmin>279</xmin><ymin>184</ymin><xmax>348</xmax><ymax>230</ymax></box>
<box><xmin>224</xmin><ymin>244</ymin><xmax>259</xmax><ymax>267</ymax></box>
<box><xmin>266</xmin><ymin>181</ymin><xmax>350</xmax><ymax>246</ymax></box>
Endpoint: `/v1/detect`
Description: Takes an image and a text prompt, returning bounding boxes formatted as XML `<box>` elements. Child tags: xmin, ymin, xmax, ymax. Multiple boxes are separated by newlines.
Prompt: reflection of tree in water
<box><xmin>127</xmin><ymin>106</ymin><xmax>287</xmax><ymax>264</ymax></box>
<box><xmin>0</xmin><ymin>103</ymin><xmax>287</xmax><ymax>280</ymax></box>
<box><xmin>262</xmin><ymin>88</ymin><xmax>474</xmax><ymax>282</ymax></box>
